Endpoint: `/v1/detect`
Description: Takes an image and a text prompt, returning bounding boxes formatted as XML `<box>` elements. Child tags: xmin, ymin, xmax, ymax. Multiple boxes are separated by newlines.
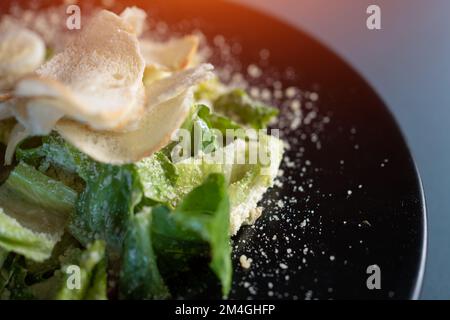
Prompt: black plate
<box><xmin>2</xmin><ymin>0</ymin><xmax>427</xmax><ymax>300</ymax></box>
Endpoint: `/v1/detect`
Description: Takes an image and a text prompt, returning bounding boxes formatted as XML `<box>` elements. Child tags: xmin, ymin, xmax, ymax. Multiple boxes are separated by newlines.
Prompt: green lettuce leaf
<box><xmin>136</xmin><ymin>104</ymin><xmax>242</xmax><ymax>208</ymax></box>
<box><xmin>0</xmin><ymin>246</ymin><xmax>86</xmax><ymax>300</ymax></box>
<box><xmin>194</xmin><ymin>77</ymin><xmax>225</xmax><ymax>102</ymax></box>
<box><xmin>54</xmin><ymin>240</ymin><xmax>107</xmax><ymax>300</ymax></box>
<box><xmin>136</xmin><ymin>152</ymin><xmax>178</xmax><ymax>206</ymax></box>
<box><xmin>172</xmin><ymin>173</ymin><xmax>231</xmax><ymax>297</ymax></box>
<box><xmin>0</xmin><ymin>248</ymin><xmax>7</xmax><ymax>268</ymax></box>
<box><xmin>16</xmin><ymin>134</ymin><xmax>89</xmax><ymax>176</ymax></box>
<box><xmin>17</xmin><ymin>135</ymin><xmax>142</xmax><ymax>258</ymax></box>
<box><xmin>197</xmin><ymin>104</ymin><xmax>242</xmax><ymax>135</ymax></box>
<box><xmin>24</xmin><ymin>234</ymin><xmax>80</xmax><ymax>284</ymax></box>
<box><xmin>213</xmin><ymin>89</ymin><xmax>278</xmax><ymax>129</ymax></box>
<box><xmin>0</xmin><ymin>253</ymin><xmax>15</xmax><ymax>297</ymax></box>
<box><xmin>0</xmin><ymin>209</ymin><xmax>59</xmax><ymax>262</ymax></box>
<box><xmin>72</xmin><ymin>163</ymin><xmax>142</xmax><ymax>258</ymax></box>
<box><xmin>119</xmin><ymin>207</ymin><xmax>170</xmax><ymax>300</ymax></box>
<box><xmin>151</xmin><ymin>206</ymin><xmax>208</xmax><ymax>266</ymax></box>
<box><xmin>121</xmin><ymin>174</ymin><xmax>232</xmax><ymax>298</ymax></box>
<box><xmin>2</xmin><ymin>161</ymin><xmax>76</xmax><ymax>227</ymax></box>
<box><xmin>150</xmin><ymin>205</ymin><xmax>217</xmax><ymax>299</ymax></box>
<box><xmin>0</xmin><ymin>255</ymin><xmax>34</xmax><ymax>299</ymax></box>
<box><xmin>138</xmin><ymin>133</ymin><xmax>283</xmax><ymax>236</ymax></box>
<box><xmin>25</xmin><ymin>246</ymin><xmax>80</xmax><ymax>300</ymax></box>
<box><xmin>0</xmin><ymin>161</ymin><xmax>76</xmax><ymax>235</ymax></box>
<box><xmin>180</xmin><ymin>104</ymin><xmax>219</xmax><ymax>157</ymax></box>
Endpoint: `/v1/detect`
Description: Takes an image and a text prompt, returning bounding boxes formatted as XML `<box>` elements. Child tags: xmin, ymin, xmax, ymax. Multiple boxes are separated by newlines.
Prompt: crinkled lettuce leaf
<box><xmin>120</xmin><ymin>174</ymin><xmax>231</xmax><ymax>299</ymax></box>
<box><xmin>72</xmin><ymin>163</ymin><xmax>142</xmax><ymax>258</ymax></box>
<box><xmin>24</xmin><ymin>234</ymin><xmax>80</xmax><ymax>284</ymax></box>
<box><xmin>0</xmin><ymin>85</ymin><xmax>282</xmax><ymax>300</ymax></box>
<box><xmin>172</xmin><ymin>173</ymin><xmax>232</xmax><ymax>297</ymax></box>
<box><xmin>196</xmin><ymin>104</ymin><xmax>246</xmax><ymax>145</ymax></box>
<box><xmin>178</xmin><ymin>104</ymin><xmax>220</xmax><ymax>157</ymax></box>
<box><xmin>0</xmin><ymin>254</ymin><xmax>15</xmax><ymax>298</ymax></box>
<box><xmin>23</xmin><ymin>241</ymin><xmax>107</xmax><ymax>300</ymax></box>
<box><xmin>0</xmin><ymin>161</ymin><xmax>77</xmax><ymax>262</ymax></box>
<box><xmin>213</xmin><ymin>89</ymin><xmax>278</xmax><ymax>129</ymax></box>
<box><xmin>54</xmin><ymin>240</ymin><xmax>107</xmax><ymax>300</ymax></box>
<box><xmin>0</xmin><ymin>162</ymin><xmax>76</xmax><ymax>235</ymax></box>
<box><xmin>0</xmin><ymin>209</ymin><xmax>58</xmax><ymax>262</ymax></box>
<box><xmin>17</xmin><ymin>135</ymin><xmax>142</xmax><ymax>258</ymax></box>
<box><xmin>0</xmin><ymin>255</ymin><xmax>34</xmax><ymax>300</ymax></box>
<box><xmin>136</xmin><ymin>152</ymin><xmax>178</xmax><ymax>206</ymax></box>
<box><xmin>0</xmin><ymin>248</ymin><xmax>7</xmax><ymax>268</ymax></box>
<box><xmin>0</xmin><ymin>236</ymin><xmax>80</xmax><ymax>300</ymax></box>
<box><xmin>138</xmin><ymin>132</ymin><xmax>283</xmax><ymax>237</ymax></box>
<box><xmin>119</xmin><ymin>207</ymin><xmax>170</xmax><ymax>300</ymax></box>
<box><xmin>136</xmin><ymin>103</ymin><xmax>243</xmax><ymax>207</ymax></box>
<box><xmin>227</xmin><ymin>135</ymin><xmax>284</xmax><ymax>234</ymax></box>
<box><xmin>198</xmin><ymin>106</ymin><xmax>242</xmax><ymax>138</ymax></box>
<box><xmin>151</xmin><ymin>206</ymin><xmax>208</xmax><ymax>267</ymax></box>
<box><xmin>194</xmin><ymin>77</ymin><xmax>225</xmax><ymax>102</ymax></box>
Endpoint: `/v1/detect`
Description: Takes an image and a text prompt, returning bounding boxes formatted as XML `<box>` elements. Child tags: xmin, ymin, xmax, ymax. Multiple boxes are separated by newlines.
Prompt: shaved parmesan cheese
<box><xmin>56</xmin><ymin>90</ymin><xmax>194</xmax><ymax>164</ymax></box>
<box><xmin>13</xmin><ymin>10</ymin><xmax>146</xmax><ymax>132</ymax></box>
<box><xmin>5</xmin><ymin>123</ymin><xmax>28</xmax><ymax>165</ymax></box>
<box><xmin>4</xmin><ymin>7</ymin><xmax>212</xmax><ymax>165</ymax></box>
<box><xmin>140</xmin><ymin>35</ymin><xmax>200</xmax><ymax>71</ymax></box>
<box><xmin>146</xmin><ymin>63</ymin><xmax>214</xmax><ymax>108</ymax></box>
<box><xmin>0</xmin><ymin>93</ymin><xmax>12</xmax><ymax>103</ymax></box>
<box><xmin>0</xmin><ymin>19</ymin><xmax>45</xmax><ymax>91</ymax></box>
<box><xmin>0</xmin><ymin>101</ymin><xmax>12</xmax><ymax>121</ymax></box>
<box><xmin>13</xmin><ymin>98</ymin><xmax>65</xmax><ymax>136</ymax></box>
<box><xmin>116</xmin><ymin>64</ymin><xmax>213</xmax><ymax>132</ymax></box>
<box><xmin>120</xmin><ymin>6</ymin><xmax>147</xmax><ymax>37</ymax></box>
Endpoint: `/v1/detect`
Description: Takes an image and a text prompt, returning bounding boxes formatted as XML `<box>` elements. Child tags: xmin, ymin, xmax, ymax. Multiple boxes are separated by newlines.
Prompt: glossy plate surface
<box><xmin>0</xmin><ymin>0</ymin><xmax>426</xmax><ymax>300</ymax></box>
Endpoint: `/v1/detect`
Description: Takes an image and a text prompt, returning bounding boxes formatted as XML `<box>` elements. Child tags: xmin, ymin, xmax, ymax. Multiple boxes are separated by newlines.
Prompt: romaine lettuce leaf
<box><xmin>150</xmin><ymin>205</ymin><xmax>220</xmax><ymax>299</ymax></box>
<box><xmin>0</xmin><ymin>253</ymin><xmax>14</xmax><ymax>297</ymax></box>
<box><xmin>180</xmin><ymin>104</ymin><xmax>219</xmax><ymax>157</ymax></box>
<box><xmin>136</xmin><ymin>104</ymin><xmax>242</xmax><ymax>208</ymax></box>
<box><xmin>138</xmin><ymin>132</ymin><xmax>283</xmax><ymax>237</ymax></box>
<box><xmin>213</xmin><ymin>89</ymin><xmax>278</xmax><ymax>129</ymax></box>
<box><xmin>136</xmin><ymin>152</ymin><xmax>178</xmax><ymax>206</ymax></box>
<box><xmin>119</xmin><ymin>207</ymin><xmax>170</xmax><ymax>300</ymax></box>
<box><xmin>121</xmin><ymin>174</ymin><xmax>232</xmax><ymax>298</ymax></box>
<box><xmin>24</xmin><ymin>233</ymin><xmax>80</xmax><ymax>284</ymax></box>
<box><xmin>227</xmin><ymin>135</ymin><xmax>284</xmax><ymax>234</ymax></box>
<box><xmin>199</xmin><ymin>108</ymin><xmax>242</xmax><ymax>138</ymax></box>
<box><xmin>194</xmin><ymin>77</ymin><xmax>225</xmax><ymax>102</ymax></box>
<box><xmin>0</xmin><ymin>255</ymin><xmax>34</xmax><ymax>300</ymax></box>
<box><xmin>172</xmin><ymin>173</ymin><xmax>232</xmax><ymax>297</ymax></box>
<box><xmin>0</xmin><ymin>162</ymin><xmax>76</xmax><ymax>234</ymax></box>
<box><xmin>0</xmin><ymin>248</ymin><xmax>7</xmax><ymax>268</ymax></box>
<box><xmin>151</xmin><ymin>206</ymin><xmax>208</xmax><ymax>264</ymax></box>
<box><xmin>196</xmin><ymin>104</ymin><xmax>246</xmax><ymax>145</ymax></box>
<box><xmin>25</xmin><ymin>246</ymin><xmax>80</xmax><ymax>300</ymax></box>
<box><xmin>54</xmin><ymin>240</ymin><xmax>107</xmax><ymax>300</ymax></box>
<box><xmin>72</xmin><ymin>163</ymin><xmax>142</xmax><ymax>258</ymax></box>
<box><xmin>16</xmin><ymin>134</ymin><xmax>89</xmax><ymax>176</ymax></box>
<box><xmin>17</xmin><ymin>135</ymin><xmax>142</xmax><ymax>258</ymax></box>
<box><xmin>0</xmin><ymin>209</ymin><xmax>59</xmax><ymax>262</ymax></box>
<box><xmin>0</xmin><ymin>240</ymin><xmax>105</xmax><ymax>300</ymax></box>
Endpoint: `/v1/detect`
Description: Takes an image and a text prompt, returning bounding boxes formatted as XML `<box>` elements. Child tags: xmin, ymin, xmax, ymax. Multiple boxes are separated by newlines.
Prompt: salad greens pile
<box><xmin>0</xmin><ymin>85</ymin><xmax>283</xmax><ymax>300</ymax></box>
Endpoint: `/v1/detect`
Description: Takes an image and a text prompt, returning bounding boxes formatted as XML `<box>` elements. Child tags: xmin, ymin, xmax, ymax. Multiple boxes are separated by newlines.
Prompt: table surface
<box><xmin>232</xmin><ymin>0</ymin><xmax>450</xmax><ymax>299</ymax></box>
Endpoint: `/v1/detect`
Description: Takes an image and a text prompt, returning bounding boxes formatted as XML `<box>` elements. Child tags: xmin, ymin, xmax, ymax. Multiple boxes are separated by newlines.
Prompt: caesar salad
<box><xmin>0</xmin><ymin>6</ymin><xmax>283</xmax><ymax>299</ymax></box>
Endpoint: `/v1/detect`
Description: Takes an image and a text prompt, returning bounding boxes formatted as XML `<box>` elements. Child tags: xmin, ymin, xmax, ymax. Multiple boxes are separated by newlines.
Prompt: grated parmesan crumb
<box><xmin>279</xmin><ymin>263</ymin><xmax>288</xmax><ymax>270</ymax></box>
<box><xmin>239</xmin><ymin>255</ymin><xmax>253</xmax><ymax>269</ymax></box>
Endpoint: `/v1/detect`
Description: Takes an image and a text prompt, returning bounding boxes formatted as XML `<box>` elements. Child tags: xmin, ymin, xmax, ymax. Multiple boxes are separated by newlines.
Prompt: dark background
<box><xmin>232</xmin><ymin>0</ymin><xmax>450</xmax><ymax>299</ymax></box>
